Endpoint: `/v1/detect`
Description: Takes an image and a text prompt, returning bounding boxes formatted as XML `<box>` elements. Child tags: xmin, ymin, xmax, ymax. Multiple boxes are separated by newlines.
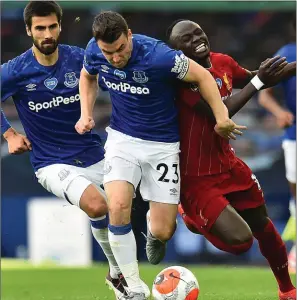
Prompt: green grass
<box><xmin>1</xmin><ymin>260</ymin><xmax>295</xmax><ymax>300</ymax></box>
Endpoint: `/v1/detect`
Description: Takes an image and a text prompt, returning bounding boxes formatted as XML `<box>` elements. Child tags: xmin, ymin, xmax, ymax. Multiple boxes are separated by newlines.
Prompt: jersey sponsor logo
<box><xmin>216</xmin><ymin>78</ymin><xmax>222</xmax><ymax>89</ymax></box>
<box><xmin>132</xmin><ymin>70</ymin><xmax>148</xmax><ymax>83</ymax></box>
<box><xmin>114</xmin><ymin>69</ymin><xmax>126</xmax><ymax>80</ymax></box>
<box><xmin>171</xmin><ymin>53</ymin><xmax>189</xmax><ymax>80</ymax></box>
<box><xmin>64</xmin><ymin>72</ymin><xmax>79</xmax><ymax>88</ymax></box>
<box><xmin>44</xmin><ymin>77</ymin><xmax>58</xmax><ymax>90</ymax></box>
<box><xmin>26</xmin><ymin>83</ymin><xmax>36</xmax><ymax>91</ymax></box>
<box><xmin>101</xmin><ymin>76</ymin><xmax>150</xmax><ymax>95</ymax></box>
<box><xmin>28</xmin><ymin>94</ymin><xmax>80</xmax><ymax>112</ymax></box>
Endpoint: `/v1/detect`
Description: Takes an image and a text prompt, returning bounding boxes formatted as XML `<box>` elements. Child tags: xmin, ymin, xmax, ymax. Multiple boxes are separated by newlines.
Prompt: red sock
<box><xmin>253</xmin><ymin>218</ymin><xmax>295</xmax><ymax>293</ymax></box>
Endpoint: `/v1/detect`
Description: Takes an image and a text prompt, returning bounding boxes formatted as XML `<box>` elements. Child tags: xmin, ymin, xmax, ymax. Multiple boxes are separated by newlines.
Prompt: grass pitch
<box><xmin>1</xmin><ymin>259</ymin><xmax>295</xmax><ymax>300</ymax></box>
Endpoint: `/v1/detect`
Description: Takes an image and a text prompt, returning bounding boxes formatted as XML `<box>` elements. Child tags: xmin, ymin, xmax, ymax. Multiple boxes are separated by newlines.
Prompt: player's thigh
<box><xmin>210</xmin><ymin>204</ymin><xmax>252</xmax><ymax>245</ymax></box>
<box><xmin>103</xmin><ymin>156</ymin><xmax>141</xmax><ymax>224</ymax></box>
<box><xmin>180</xmin><ymin>175</ymin><xmax>229</xmax><ymax>233</ymax></box>
<box><xmin>149</xmin><ymin>201</ymin><xmax>178</xmax><ymax>240</ymax></box>
<box><xmin>35</xmin><ymin>164</ymin><xmax>96</xmax><ymax>207</ymax></box>
<box><xmin>227</xmin><ymin>173</ymin><xmax>265</xmax><ymax>212</ymax></box>
<box><xmin>140</xmin><ymin>152</ymin><xmax>180</xmax><ymax>205</ymax></box>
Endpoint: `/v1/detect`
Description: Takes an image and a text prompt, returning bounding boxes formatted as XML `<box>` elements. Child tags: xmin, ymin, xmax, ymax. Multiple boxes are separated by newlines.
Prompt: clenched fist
<box><xmin>75</xmin><ymin>117</ymin><xmax>95</xmax><ymax>134</ymax></box>
<box><xmin>3</xmin><ymin>128</ymin><xmax>32</xmax><ymax>154</ymax></box>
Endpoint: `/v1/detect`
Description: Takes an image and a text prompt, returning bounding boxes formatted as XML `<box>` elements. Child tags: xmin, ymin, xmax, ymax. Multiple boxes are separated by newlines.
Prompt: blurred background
<box><xmin>1</xmin><ymin>1</ymin><xmax>296</xmax><ymax>267</ymax></box>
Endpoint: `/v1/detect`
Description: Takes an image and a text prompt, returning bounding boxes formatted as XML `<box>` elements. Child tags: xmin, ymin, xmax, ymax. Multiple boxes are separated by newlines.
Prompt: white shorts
<box><xmin>35</xmin><ymin>160</ymin><xmax>106</xmax><ymax>207</ymax></box>
<box><xmin>282</xmin><ymin>140</ymin><xmax>296</xmax><ymax>184</ymax></box>
<box><xmin>103</xmin><ymin>127</ymin><xmax>180</xmax><ymax>204</ymax></box>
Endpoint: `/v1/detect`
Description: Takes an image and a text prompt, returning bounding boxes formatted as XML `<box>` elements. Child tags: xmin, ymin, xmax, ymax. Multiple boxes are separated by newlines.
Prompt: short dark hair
<box><xmin>92</xmin><ymin>11</ymin><xmax>128</xmax><ymax>43</ymax></box>
<box><xmin>166</xmin><ymin>19</ymin><xmax>187</xmax><ymax>42</ymax></box>
<box><xmin>24</xmin><ymin>1</ymin><xmax>62</xmax><ymax>29</ymax></box>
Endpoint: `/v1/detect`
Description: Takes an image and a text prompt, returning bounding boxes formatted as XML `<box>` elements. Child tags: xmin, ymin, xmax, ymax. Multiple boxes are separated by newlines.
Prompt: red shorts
<box><xmin>179</xmin><ymin>157</ymin><xmax>265</xmax><ymax>233</ymax></box>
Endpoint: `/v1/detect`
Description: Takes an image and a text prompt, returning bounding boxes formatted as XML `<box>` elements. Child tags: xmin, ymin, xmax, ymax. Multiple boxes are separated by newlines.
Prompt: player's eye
<box><xmin>49</xmin><ymin>24</ymin><xmax>58</xmax><ymax>30</ymax></box>
<box><xmin>182</xmin><ymin>35</ymin><xmax>191</xmax><ymax>43</ymax></box>
<box><xmin>35</xmin><ymin>26</ymin><xmax>46</xmax><ymax>31</ymax></box>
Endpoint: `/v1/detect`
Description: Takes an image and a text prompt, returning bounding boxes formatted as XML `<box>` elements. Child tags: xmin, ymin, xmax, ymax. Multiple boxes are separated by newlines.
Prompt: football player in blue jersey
<box><xmin>76</xmin><ymin>11</ymin><xmax>246</xmax><ymax>299</ymax></box>
<box><xmin>1</xmin><ymin>2</ymin><xmax>144</xmax><ymax>299</ymax></box>
<box><xmin>259</xmin><ymin>17</ymin><xmax>296</xmax><ymax>275</ymax></box>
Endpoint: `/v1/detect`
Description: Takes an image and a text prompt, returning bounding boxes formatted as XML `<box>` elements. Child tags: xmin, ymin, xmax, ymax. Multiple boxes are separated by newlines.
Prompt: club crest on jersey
<box><xmin>132</xmin><ymin>70</ymin><xmax>148</xmax><ymax>83</ymax></box>
<box><xmin>64</xmin><ymin>72</ymin><xmax>79</xmax><ymax>88</ymax></box>
<box><xmin>216</xmin><ymin>78</ymin><xmax>222</xmax><ymax>89</ymax></box>
<box><xmin>223</xmin><ymin>73</ymin><xmax>232</xmax><ymax>92</ymax></box>
<box><xmin>114</xmin><ymin>69</ymin><xmax>126</xmax><ymax>80</ymax></box>
<box><xmin>44</xmin><ymin>77</ymin><xmax>58</xmax><ymax>90</ymax></box>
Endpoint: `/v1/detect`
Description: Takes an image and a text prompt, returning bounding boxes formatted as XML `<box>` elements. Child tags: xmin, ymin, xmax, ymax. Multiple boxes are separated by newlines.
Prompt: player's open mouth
<box><xmin>195</xmin><ymin>43</ymin><xmax>207</xmax><ymax>53</ymax></box>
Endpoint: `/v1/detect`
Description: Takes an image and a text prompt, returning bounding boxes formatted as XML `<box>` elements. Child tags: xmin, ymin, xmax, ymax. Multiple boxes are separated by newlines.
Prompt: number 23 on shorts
<box><xmin>156</xmin><ymin>163</ymin><xmax>179</xmax><ymax>184</ymax></box>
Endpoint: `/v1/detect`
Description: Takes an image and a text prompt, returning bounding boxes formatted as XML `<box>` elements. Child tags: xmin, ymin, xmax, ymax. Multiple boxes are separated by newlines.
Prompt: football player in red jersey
<box><xmin>167</xmin><ymin>19</ymin><xmax>296</xmax><ymax>300</ymax></box>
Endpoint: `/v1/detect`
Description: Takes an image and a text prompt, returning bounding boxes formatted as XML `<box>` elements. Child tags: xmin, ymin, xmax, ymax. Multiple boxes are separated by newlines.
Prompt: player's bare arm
<box><xmin>3</xmin><ymin>127</ymin><xmax>32</xmax><ymax>154</ymax></box>
<box><xmin>182</xmin><ymin>58</ymin><xmax>246</xmax><ymax>139</ymax></box>
<box><xmin>75</xmin><ymin>68</ymin><xmax>98</xmax><ymax>134</ymax></box>
<box><xmin>235</xmin><ymin>61</ymin><xmax>295</xmax><ymax>89</ymax></box>
<box><xmin>259</xmin><ymin>88</ymin><xmax>294</xmax><ymax>129</ymax></box>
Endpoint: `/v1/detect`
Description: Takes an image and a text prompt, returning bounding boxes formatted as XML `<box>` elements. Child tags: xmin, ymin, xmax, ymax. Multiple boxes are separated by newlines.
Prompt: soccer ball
<box><xmin>152</xmin><ymin>266</ymin><xmax>199</xmax><ymax>300</ymax></box>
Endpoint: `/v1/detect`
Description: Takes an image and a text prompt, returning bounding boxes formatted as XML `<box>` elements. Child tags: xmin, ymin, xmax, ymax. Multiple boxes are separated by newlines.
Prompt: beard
<box><xmin>32</xmin><ymin>37</ymin><xmax>58</xmax><ymax>56</ymax></box>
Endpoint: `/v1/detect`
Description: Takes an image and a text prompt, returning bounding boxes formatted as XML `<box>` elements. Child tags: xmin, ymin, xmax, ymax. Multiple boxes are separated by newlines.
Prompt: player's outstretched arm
<box><xmin>75</xmin><ymin>68</ymin><xmax>98</xmax><ymax>135</ymax></box>
<box><xmin>235</xmin><ymin>61</ymin><xmax>295</xmax><ymax>89</ymax></box>
<box><xmin>195</xmin><ymin>56</ymin><xmax>290</xmax><ymax>120</ymax></box>
<box><xmin>182</xmin><ymin>58</ymin><xmax>246</xmax><ymax>139</ymax></box>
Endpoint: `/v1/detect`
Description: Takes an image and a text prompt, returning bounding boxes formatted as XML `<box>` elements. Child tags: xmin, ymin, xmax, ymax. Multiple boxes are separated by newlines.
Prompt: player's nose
<box><xmin>44</xmin><ymin>28</ymin><xmax>53</xmax><ymax>39</ymax></box>
<box><xmin>112</xmin><ymin>54</ymin><xmax>121</xmax><ymax>63</ymax></box>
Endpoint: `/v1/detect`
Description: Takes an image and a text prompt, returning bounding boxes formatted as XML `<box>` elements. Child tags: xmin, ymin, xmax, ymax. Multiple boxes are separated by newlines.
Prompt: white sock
<box><xmin>108</xmin><ymin>224</ymin><xmax>144</xmax><ymax>293</ymax></box>
<box><xmin>90</xmin><ymin>216</ymin><xmax>121</xmax><ymax>278</ymax></box>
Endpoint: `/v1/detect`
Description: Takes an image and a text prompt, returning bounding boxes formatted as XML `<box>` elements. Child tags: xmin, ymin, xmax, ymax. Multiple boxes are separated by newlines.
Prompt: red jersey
<box><xmin>177</xmin><ymin>52</ymin><xmax>249</xmax><ymax>176</ymax></box>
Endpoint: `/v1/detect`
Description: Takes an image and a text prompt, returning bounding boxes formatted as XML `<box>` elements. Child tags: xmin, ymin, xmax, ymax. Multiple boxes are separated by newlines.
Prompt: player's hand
<box><xmin>3</xmin><ymin>128</ymin><xmax>32</xmax><ymax>154</ymax></box>
<box><xmin>258</xmin><ymin>55</ymin><xmax>288</xmax><ymax>84</ymax></box>
<box><xmin>214</xmin><ymin>119</ymin><xmax>247</xmax><ymax>140</ymax></box>
<box><xmin>276</xmin><ymin>110</ymin><xmax>294</xmax><ymax>129</ymax></box>
<box><xmin>75</xmin><ymin>117</ymin><xmax>95</xmax><ymax>134</ymax></box>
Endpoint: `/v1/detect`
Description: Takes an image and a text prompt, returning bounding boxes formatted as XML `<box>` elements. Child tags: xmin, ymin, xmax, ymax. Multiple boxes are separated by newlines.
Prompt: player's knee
<box><xmin>226</xmin><ymin>226</ymin><xmax>253</xmax><ymax>246</ymax></box>
<box><xmin>83</xmin><ymin>194</ymin><xmax>108</xmax><ymax>218</ymax></box>
<box><xmin>151</xmin><ymin>223</ymin><xmax>176</xmax><ymax>242</ymax></box>
<box><xmin>230</xmin><ymin>237</ymin><xmax>253</xmax><ymax>255</ymax></box>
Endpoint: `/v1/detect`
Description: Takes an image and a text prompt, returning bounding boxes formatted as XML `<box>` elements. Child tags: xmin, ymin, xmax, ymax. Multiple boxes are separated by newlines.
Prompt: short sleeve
<box><xmin>1</xmin><ymin>62</ymin><xmax>18</xmax><ymax>102</ymax></box>
<box><xmin>83</xmin><ymin>39</ymin><xmax>100</xmax><ymax>76</ymax></box>
<box><xmin>227</xmin><ymin>56</ymin><xmax>249</xmax><ymax>84</ymax></box>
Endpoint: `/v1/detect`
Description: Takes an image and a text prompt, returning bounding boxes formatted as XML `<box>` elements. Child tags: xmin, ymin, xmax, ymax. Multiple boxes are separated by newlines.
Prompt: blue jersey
<box><xmin>84</xmin><ymin>34</ymin><xmax>189</xmax><ymax>143</ymax></box>
<box><xmin>275</xmin><ymin>43</ymin><xmax>296</xmax><ymax>140</ymax></box>
<box><xmin>1</xmin><ymin>45</ymin><xmax>105</xmax><ymax>171</ymax></box>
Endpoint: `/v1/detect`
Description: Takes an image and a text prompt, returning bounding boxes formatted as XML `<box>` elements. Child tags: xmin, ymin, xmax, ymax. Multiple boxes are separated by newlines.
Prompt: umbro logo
<box><xmin>26</xmin><ymin>83</ymin><xmax>36</xmax><ymax>91</ymax></box>
<box><xmin>169</xmin><ymin>188</ymin><xmax>178</xmax><ymax>195</ymax></box>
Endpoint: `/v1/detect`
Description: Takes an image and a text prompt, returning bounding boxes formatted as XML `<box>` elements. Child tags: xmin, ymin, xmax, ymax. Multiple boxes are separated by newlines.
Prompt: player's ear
<box><xmin>59</xmin><ymin>23</ymin><xmax>62</xmax><ymax>32</ymax></box>
<box><xmin>26</xmin><ymin>25</ymin><xmax>32</xmax><ymax>37</ymax></box>
<box><xmin>127</xmin><ymin>29</ymin><xmax>132</xmax><ymax>38</ymax></box>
